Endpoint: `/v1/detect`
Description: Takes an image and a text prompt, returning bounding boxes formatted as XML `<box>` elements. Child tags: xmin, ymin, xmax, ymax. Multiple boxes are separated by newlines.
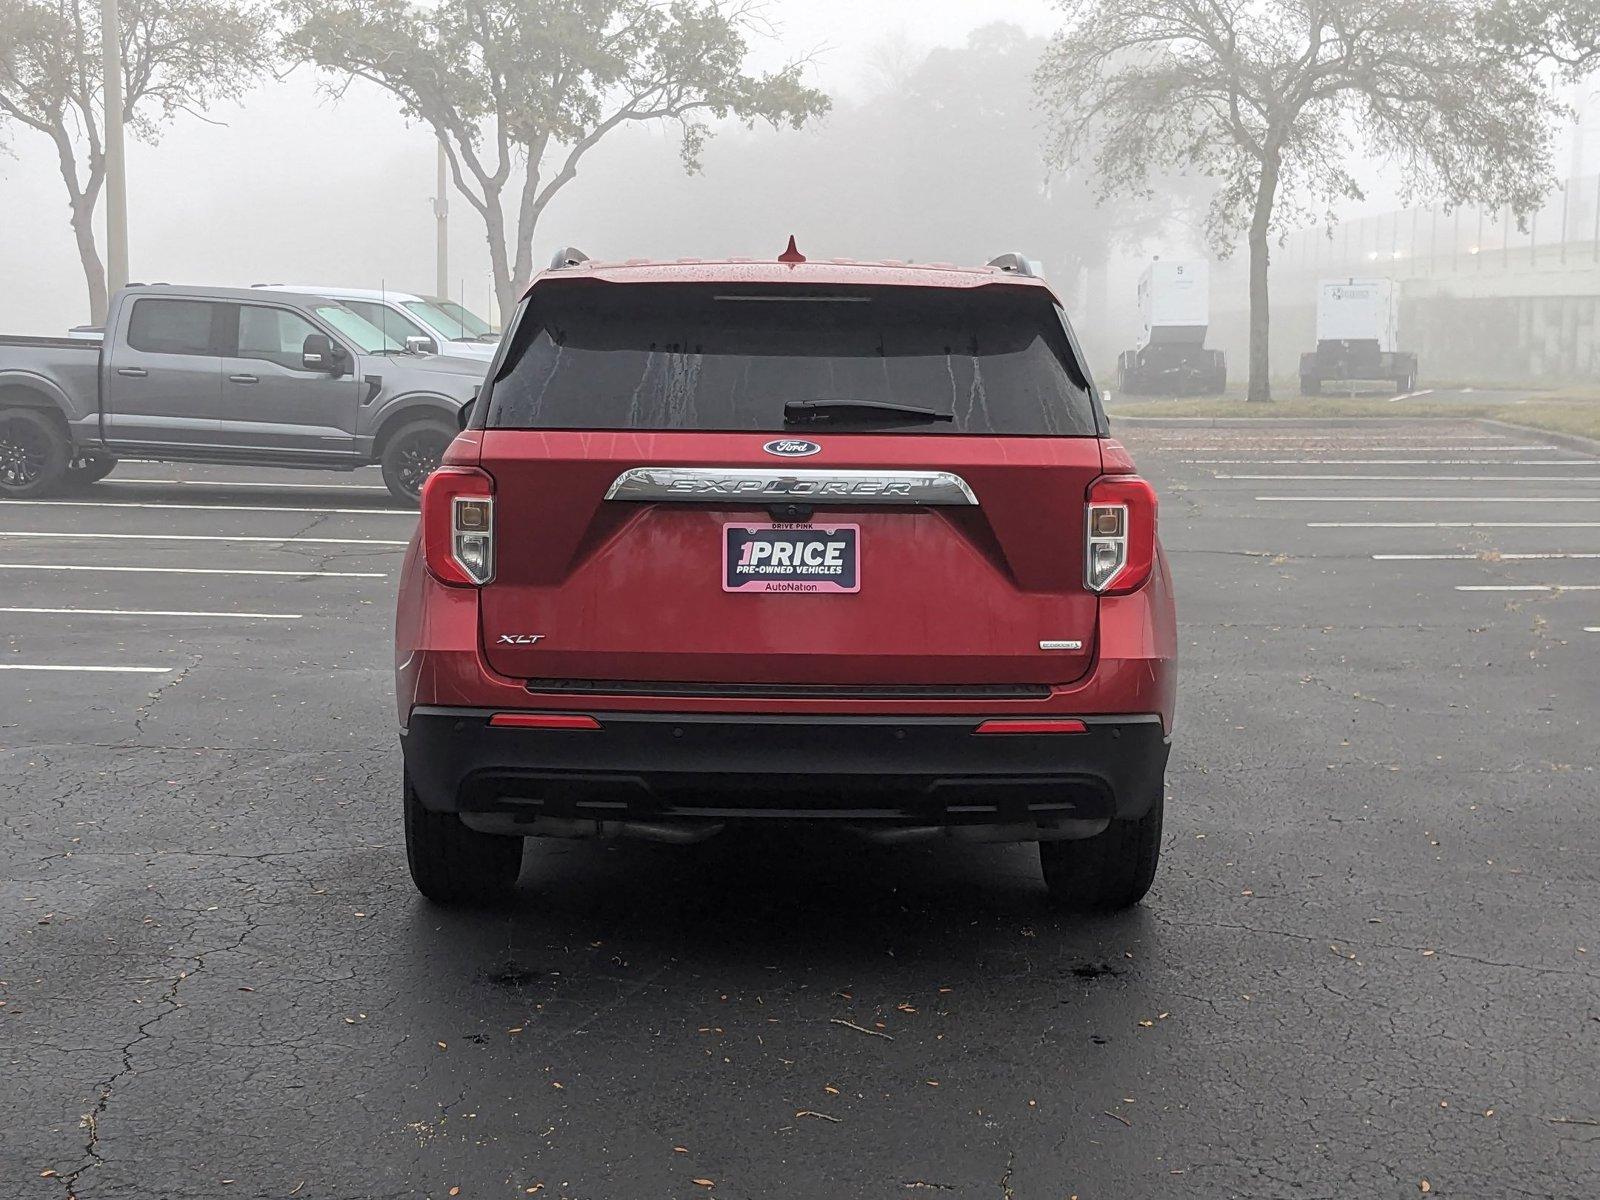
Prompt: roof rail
<box><xmin>549</xmin><ymin>246</ymin><xmax>591</xmax><ymax>270</ymax></box>
<box><xmin>986</xmin><ymin>252</ymin><xmax>1038</xmax><ymax>277</ymax></box>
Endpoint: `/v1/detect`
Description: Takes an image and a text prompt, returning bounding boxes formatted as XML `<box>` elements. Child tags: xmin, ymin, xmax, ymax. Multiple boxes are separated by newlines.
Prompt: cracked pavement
<box><xmin>1</xmin><ymin>433</ymin><xmax>1597</xmax><ymax>1198</ymax></box>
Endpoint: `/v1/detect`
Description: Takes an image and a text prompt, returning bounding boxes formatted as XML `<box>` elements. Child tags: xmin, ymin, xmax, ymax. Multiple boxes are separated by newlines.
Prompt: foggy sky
<box><xmin>0</xmin><ymin>0</ymin><xmax>1061</xmax><ymax>333</ymax></box>
<box><xmin>1</xmin><ymin>0</ymin><xmax>1562</xmax><ymax>340</ymax></box>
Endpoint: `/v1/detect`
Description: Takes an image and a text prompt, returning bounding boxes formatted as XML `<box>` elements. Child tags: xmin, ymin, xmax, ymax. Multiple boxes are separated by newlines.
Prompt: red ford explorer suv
<box><xmin>395</xmin><ymin>246</ymin><xmax>1176</xmax><ymax>910</ymax></box>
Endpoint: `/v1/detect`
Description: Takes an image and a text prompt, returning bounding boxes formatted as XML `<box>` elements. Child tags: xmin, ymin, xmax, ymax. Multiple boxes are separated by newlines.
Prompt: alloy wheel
<box><xmin>0</xmin><ymin>416</ymin><xmax>50</xmax><ymax>488</ymax></box>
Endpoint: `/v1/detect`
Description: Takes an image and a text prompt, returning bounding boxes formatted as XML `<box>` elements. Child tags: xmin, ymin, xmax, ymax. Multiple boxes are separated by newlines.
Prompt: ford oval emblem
<box><xmin>763</xmin><ymin>438</ymin><xmax>822</xmax><ymax>458</ymax></box>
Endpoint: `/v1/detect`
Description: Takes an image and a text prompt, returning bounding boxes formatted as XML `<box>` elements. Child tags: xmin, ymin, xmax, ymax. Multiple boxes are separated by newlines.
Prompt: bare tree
<box><xmin>863</xmin><ymin>30</ymin><xmax>924</xmax><ymax>97</ymax></box>
<box><xmin>283</xmin><ymin>0</ymin><xmax>830</xmax><ymax>315</ymax></box>
<box><xmin>0</xmin><ymin>0</ymin><xmax>270</xmax><ymax>321</ymax></box>
<box><xmin>1036</xmin><ymin>0</ymin><xmax>1557</xmax><ymax>401</ymax></box>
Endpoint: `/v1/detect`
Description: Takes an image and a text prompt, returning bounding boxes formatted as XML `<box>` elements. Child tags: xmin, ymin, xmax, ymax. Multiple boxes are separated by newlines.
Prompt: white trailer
<box><xmin>1117</xmin><ymin>260</ymin><xmax>1226</xmax><ymax>394</ymax></box>
<box><xmin>1299</xmin><ymin>278</ymin><xmax>1418</xmax><ymax>394</ymax></box>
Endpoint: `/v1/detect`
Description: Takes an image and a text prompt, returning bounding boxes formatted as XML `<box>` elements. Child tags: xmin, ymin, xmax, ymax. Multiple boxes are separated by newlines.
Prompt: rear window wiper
<box><xmin>782</xmin><ymin>399</ymin><xmax>954</xmax><ymax>426</ymax></box>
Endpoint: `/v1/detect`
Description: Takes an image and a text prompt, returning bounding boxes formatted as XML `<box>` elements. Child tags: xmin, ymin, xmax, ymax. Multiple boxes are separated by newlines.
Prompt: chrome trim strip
<box><xmin>603</xmin><ymin>466</ymin><xmax>979</xmax><ymax>506</ymax></box>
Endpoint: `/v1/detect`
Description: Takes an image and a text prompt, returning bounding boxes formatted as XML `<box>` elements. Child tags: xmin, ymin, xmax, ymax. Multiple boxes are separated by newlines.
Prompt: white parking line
<box><xmin>1222</xmin><ymin>474</ymin><xmax>1600</xmax><ymax>481</ymax></box>
<box><xmin>1160</xmin><ymin>444</ymin><xmax>1552</xmax><ymax>452</ymax></box>
<box><xmin>0</xmin><ymin>564</ymin><xmax>385</xmax><ymax>579</ymax></box>
<box><xmin>0</xmin><ymin>606</ymin><xmax>303</xmax><ymax>619</ymax></box>
<box><xmin>109</xmin><ymin>479</ymin><xmax>390</xmax><ymax>491</ymax></box>
<box><xmin>0</xmin><ymin>531</ymin><xmax>409</xmax><ymax>547</ymax></box>
<box><xmin>2</xmin><ymin>500</ymin><xmax>414</xmax><ymax>516</ymax></box>
<box><xmin>0</xmin><ymin>664</ymin><xmax>171</xmax><ymax>673</ymax></box>
<box><xmin>1260</xmin><ymin>496</ymin><xmax>1600</xmax><ymax>503</ymax></box>
<box><xmin>1312</xmin><ymin>522</ymin><xmax>1600</xmax><ymax>528</ymax></box>
<box><xmin>1184</xmin><ymin>459</ymin><xmax>1597</xmax><ymax>465</ymax></box>
<box><xmin>1586</xmin><ymin>627</ymin><xmax>1600</xmax><ymax>632</ymax></box>
<box><xmin>1139</xmin><ymin>438</ymin><xmax>1510</xmax><ymax>444</ymax></box>
<box><xmin>1373</xmin><ymin>553</ymin><xmax>1600</xmax><ymax>560</ymax></box>
<box><xmin>1457</xmin><ymin>584</ymin><xmax>1600</xmax><ymax>592</ymax></box>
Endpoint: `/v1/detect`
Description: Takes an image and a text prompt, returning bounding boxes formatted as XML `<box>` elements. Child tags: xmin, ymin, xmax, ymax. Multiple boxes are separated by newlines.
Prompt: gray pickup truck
<box><xmin>0</xmin><ymin>284</ymin><xmax>489</xmax><ymax>503</ymax></box>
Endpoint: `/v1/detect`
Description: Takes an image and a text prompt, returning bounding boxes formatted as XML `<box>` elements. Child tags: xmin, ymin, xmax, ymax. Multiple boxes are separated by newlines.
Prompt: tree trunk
<box><xmin>482</xmin><ymin>187</ymin><xmax>517</xmax><ymax>321</ymax></box>
<box><xmin>71</xmin><ymin>198</ymin><xmax>109</xmax><ymax>326</ymax></box>
<box><xmin>52</xmin><ymin>128</ymin><xmax>107</xmax><ymax>325</ymax></box>
<box><xmin>1246</xmin><ymin>153</ymin><xmax>1281</xmax><ymax>403</ymax></box>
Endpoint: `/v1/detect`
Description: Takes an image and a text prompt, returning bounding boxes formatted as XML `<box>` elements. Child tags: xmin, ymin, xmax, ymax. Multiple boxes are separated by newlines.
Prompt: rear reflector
<box><xmin>974</xmin><ymin>719</ymin><xmax>1088</xmax><ymax>735</ymax></box>
<box><xmin>488</xmin><ymin>713</ymin><xmax>602</xmax><ymax>730</ymax></box>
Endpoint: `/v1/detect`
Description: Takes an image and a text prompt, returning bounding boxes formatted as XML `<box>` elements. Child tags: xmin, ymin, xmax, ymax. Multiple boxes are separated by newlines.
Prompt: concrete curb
<box><xmin>1474</xmin><ymin>418</ymin><xmax>1600</xmax><ymax>457</ymax></box>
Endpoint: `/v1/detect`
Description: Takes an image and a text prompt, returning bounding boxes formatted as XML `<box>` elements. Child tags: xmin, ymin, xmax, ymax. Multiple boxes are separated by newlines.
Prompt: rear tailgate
<box><xmin>477</xmin><ymin>431</ymin><xmax>1102</xmax><ymax>688</ymax></box>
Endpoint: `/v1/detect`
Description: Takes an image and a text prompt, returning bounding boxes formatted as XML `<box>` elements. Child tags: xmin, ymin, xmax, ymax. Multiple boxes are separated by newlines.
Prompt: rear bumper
<box><xmin>401</xmin><ymin>708</ymin><xmax>1169</xmax><ymax>828</ymax></box>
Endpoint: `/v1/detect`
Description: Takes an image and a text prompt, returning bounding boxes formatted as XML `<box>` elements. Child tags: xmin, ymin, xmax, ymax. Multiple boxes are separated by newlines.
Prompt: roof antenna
<box><xmin>778</xmin><ymin>235</ymin><xmax>806</xmax><ymax>264</ymax></box>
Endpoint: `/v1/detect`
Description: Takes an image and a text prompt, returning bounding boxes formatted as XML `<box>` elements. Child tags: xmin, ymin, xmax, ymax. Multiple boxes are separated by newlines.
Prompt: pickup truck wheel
<box><xmin>382</xmin><ymin>420</ymin><xmax>455</xmax><ymax>505</ymax></box>
<box><xmin>63</xmin><ymin>452</ymin><xmax>117</xmax><ymax>489</ymax></box>
<box><xmin>404</xmin><ymin>770</ymin><xmax>523</xmax><ymax>905</ymax></box>
<box><xmin>0</xmin><ymin>408</ymin><xmax>70</xmax><ymax>499</ymax></box>
<box><xmin>1039</xmin><ymin>793</ymin><xmax>1163</xmax><ymax>912</ymax></box>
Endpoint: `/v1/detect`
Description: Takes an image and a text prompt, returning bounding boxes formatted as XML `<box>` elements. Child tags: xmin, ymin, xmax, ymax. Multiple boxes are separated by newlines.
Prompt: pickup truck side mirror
<box><xmin>302</xmin><ymin>333</ymin><xmax>351</xmax><ymax>376</ymax></box>
<box><xmin>302</xmin><ymin>333</ymin><xmax>332</xmax><ymax>371</ymax></box>
<box><xmin>404</xmin><ymin>335</ymin><xmax>438</xmax><ymax>355</ymax></box>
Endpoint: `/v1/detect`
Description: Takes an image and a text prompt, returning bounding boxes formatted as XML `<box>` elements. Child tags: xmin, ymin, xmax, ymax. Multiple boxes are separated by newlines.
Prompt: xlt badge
<box><xmin>496</xmin><ymin>634</ymin><xmax>545</xmax><ymax>645</ymax></box>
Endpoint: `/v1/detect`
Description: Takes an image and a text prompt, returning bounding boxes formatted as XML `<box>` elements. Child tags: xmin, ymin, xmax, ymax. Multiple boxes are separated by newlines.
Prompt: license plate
<box><xmin>723</xmin><ymin>523</ymin><xmax>860</xmax><ymax>593</ymax></box>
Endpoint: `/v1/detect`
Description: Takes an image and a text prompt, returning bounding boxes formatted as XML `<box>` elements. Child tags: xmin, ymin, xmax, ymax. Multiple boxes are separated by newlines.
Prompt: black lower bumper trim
<box><xmin>402</xmin><ymin>709</ymin><xmax>1169</xmax><ymax>826</ymax></box>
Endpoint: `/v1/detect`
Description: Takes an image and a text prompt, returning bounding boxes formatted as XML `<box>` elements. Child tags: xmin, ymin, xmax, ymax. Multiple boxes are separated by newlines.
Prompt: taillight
<box><xmin>422</xmin><ymin>467</ymin><xmax>494</xmax><ymax>586</ymax></box>
<box><xmin>1085</xmin><ymin>476</ymin><xmax>1156</xmax><ymax>594</ymax></box>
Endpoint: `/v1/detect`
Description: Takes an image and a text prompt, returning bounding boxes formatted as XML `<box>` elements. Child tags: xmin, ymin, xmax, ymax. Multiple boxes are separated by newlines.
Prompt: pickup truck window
<box><xmin>338</xmin><ymin>300</ymin><xmax>427</xmax><ymax>347</ymax></box>
<box><xmin>419</xmin><ymin>299</ymin><xmax>497</xmax><ymax>341</ymax></box>
<box><xmin>238</xmin><ymin>306</ymin><xmax>322</xmax><ymax>370</ymax></box>
<box><xmin>127</xmin><ymin>299</ymin><xmax>218</xmax><ymax>356</ymax></box>
<box><xmin>313</xmin><ymin>304</ymin><xmax>401</xmax><ymax>354</ymax></box>
<box><xmin>403</xmin><ymin>299</ymin><xmax>479</xmax><ymax>343</ymax></box>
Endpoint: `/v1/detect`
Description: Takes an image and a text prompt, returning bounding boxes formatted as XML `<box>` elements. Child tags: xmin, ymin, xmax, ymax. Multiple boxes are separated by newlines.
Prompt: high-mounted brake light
<box><xmin>1085</xmin><ymin>475</ymin><xmax>1156</xmax><ymax>595</ymax></box>
<box><xmin>422</xmin><ymin>467</ymin><xmax>495</xmax><ymax>586</ymax></box>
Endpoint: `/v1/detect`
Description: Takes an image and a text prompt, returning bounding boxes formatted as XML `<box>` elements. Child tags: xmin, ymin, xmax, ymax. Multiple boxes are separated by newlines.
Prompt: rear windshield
<box><xmin>481</xmin><ymin>282</ymin><xmax>1098</xmax><ymax>435</ymax></box>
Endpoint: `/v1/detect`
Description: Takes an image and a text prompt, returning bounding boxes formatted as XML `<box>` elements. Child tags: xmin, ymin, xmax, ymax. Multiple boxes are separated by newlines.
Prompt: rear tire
<box><xmin>1039</xmin><ymin>793</ymin><xmax>1163</xmax><ymax>912</ymax></box>
<box><xmin>0</xmin><ymin>408</ymin><xmax>71</xmax><ymax>499</ymax></box>
<box><xmin>381</xmin><ymin>419</ymin><xmax>455</xmax><ymax>506</ymax></box>
<box><xmin>404</xmin><ymin>770</ymin><xmax>523</xmax><ymax>905</ymax></box>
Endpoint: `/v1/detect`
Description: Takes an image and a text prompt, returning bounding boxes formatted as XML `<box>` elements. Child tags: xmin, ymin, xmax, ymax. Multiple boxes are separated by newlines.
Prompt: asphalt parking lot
<box><xmin>2</xmin><ymin>423</ymin><xmax>1596</xmax><ymax>1199</ymax></box>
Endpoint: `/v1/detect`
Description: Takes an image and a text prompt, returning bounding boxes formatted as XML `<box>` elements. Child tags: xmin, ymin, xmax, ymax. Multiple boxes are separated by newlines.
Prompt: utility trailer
<box><xmin>1116</xmin><ymin>260</ymin><xmax>1226</xmax><ymax>395</ymax></box>
<box><xmin>1299</xmin><ymin>278</ymin><xmax>1418</xmax><ymax>394</ymax></box>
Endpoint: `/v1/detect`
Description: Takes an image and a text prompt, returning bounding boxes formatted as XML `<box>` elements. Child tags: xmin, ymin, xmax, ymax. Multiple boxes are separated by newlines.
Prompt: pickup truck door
<box><xmin>216</xmin><ymin>303</ymin><xmax>360</xmax><ymax>456</ymax></box>
<box><xmin>102</xmin><ymin>297</ymin><xmax>225</xmax><ymax>447</ymax></box>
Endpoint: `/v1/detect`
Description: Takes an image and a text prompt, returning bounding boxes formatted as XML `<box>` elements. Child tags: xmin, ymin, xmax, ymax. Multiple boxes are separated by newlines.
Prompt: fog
<box><xmin>1</xmin><ymin>0</ymin><xmax>1067</xmax><ymax>335</ymax></box>
<box><xmin>5</xmin><ymin>0</ymin><xmax>1595</xmax><ymax>387</ymax></box>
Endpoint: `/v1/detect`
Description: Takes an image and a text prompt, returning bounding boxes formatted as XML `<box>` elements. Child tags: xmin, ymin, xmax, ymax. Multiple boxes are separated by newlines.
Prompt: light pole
<box><xmin>433</xmin><ymin>138</ymin><xmax>449</xmax><ymax>299</ymax></box>
<box><xmin>101</xmin><ymin>0</ymin><xmax>129</xmax><ymax>302</ymax></box>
